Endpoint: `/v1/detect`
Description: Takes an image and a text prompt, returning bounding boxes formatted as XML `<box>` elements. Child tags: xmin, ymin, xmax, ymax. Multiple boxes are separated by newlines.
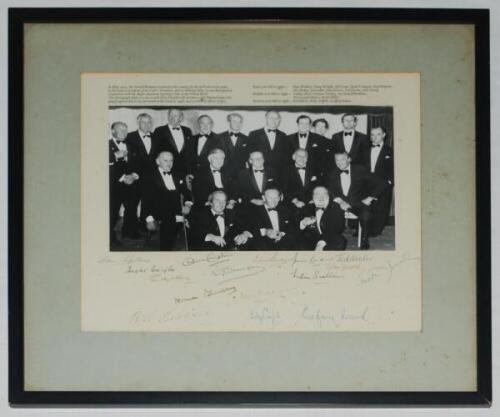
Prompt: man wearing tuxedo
<box><xmin>152</xmin><ymin>108</ymin><xmax>192</xmax><ymax>177</ymax></box>
<box><xmin>313</xmin><ymin>118</ymin><xmax>331</xmax><ymax>140</ymax></box>
<box><xmin>141</xmin><ymin>151</ymin><xmax>193</xmax><ymax>251</ymax></box>
<box><xmin>331</xmin><ymin>113</ymin><xmax>370</xmax><ymax>164</ymax></box>
<box><xmin>288</xmin><ymin>114</ymin><xmax>332</xmax><ymax>175</ymax></box>
<box><xmin>217</xmin><ymin>112</ymin><xmax>250</xmax><ymax>178</ymax></box>
<box><xmin>282</xmin><ymin>148</ymin><xmax>321</xmax><ymax>211</ymax></box>
<box><xmin>234</xmin><ymin>150</ymin><xmax>279</xmax><ymax>208</ymax></box>
<box><xmin>248</xmin><ymin>110</ymin><xmax>292</xmax><ymax>175</ymax></box>
<box><xmin>298</xmin><ymin>186</ymin><xmax>346</xmax><ymax>251</ymax></box>
<box><xmin>126</xmin><ymin>113</ymin><xmax>162</xmax><ymax>176</ymax></box>
<box><xmin>192</xmin><ymin>190</ymin><xmax>254</xmax><ymax>251</ymax></box>
<box><xmin>192</xmin><ymin>148</ymin><xmax>236</xmax><ymax>210</ymax></box>
<box><xmin>187</xmin><ymin>114</ymin><xmax>220</xmax><ymax>177</ymax></box>
<box><xmin>251</xmin><ymin>188</ymin><xmax>298</xmax><ymax>250</ymax></box>
<box><xmin>109</xmin><ymin>122</ymin><xmax>140</xmax><ymax>244</ymax></box>
<box><xmin>363</xmin><ymin>126</ymin><xmax>394</xmax><ymax>236</ymax></box>
<box><xmin>326</xmin><ymin>152</ymin><xmax>387</xmax><ymax>249</ymax></box>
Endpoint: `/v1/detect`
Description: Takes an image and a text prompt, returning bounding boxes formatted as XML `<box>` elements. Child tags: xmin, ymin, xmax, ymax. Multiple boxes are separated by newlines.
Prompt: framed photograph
<box><xmin>8</xmin><ymin>7</ymin><xmax>491</xmax><ymax>406</ymax></box>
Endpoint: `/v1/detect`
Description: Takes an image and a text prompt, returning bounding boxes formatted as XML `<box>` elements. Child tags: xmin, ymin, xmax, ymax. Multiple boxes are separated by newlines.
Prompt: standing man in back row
<box><xmin>331</xmin><ymin>113</ymin><xmax>370</xmax><ymax>164</ymax></box>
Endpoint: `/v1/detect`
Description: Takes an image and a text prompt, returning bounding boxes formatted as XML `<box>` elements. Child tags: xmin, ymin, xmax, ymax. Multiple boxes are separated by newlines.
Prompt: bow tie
<box><xmin>372</xmin><ymin>144</ymin><xmax>381</xmax><ymax>148</ymax></box>
<box><xmin>212</xmin><ymin>169</ymin><xmax>220</xmax><ymax>173</ymax></box>
<box><xmin>344</xmin><ymin>131</ymin><xmax>353</xmax><ymax>136</ymax></box>
<box><xmin>230</xmin><ymin>132</ymin><xmax>239</xmax><ymax>137</ymax></box>
<box><xmin>316</xmin><ymin>208</ymin><xmax>325</xmax><ymax>213</ymax></box>
<box><xmin>254</xmin><ymin>169</ymin><xmax>264</xmax><ymax>173</ymax></box>
<box><xmin>143</xmin><ymin>133</ymin><xmax>151</xmax><ymax>138</ymax></box>
<box><xmin>267</xmin><ymin>129</ymin><xmax>276</xmax><ymax>133</ymax></box>
<box><xmin>162</xmin><ymin>171</ymin><xmax>171</xmax><ymax>176</ymax></box>
<box><xmin>267</xmin><ymin>208</ymin><xmax>277</xmax><ymax>212</ymax></box>
<box><xmin>299</xmin><ymin>133</ymin><xmax>307</xmax><ymax>138</ymax></box>
<box><xmin>215</xmin><ymin>214</ymin><xmax>224</xmax><ymax>219</ymax></box>
<box><xmin>296</xmin><ymin>167</ymin><xmax>306</xmax><ymax>171</ymax></box>
<box><xmin>171</xmin><ymin>126</ymin><xmax>180</xmax><ymax>131</ymax></box>
<box><xmin>200</xmin><ymin>135</ymin><xmax>208</xmax><ymax>139</ymax></box>
<box><xmin>340</xmin><ymin>169</ymin><xmax>350</xmax><ymax>175</ymax></box>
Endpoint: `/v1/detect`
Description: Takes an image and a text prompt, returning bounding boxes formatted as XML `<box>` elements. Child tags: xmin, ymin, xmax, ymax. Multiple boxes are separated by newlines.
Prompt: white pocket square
<box><xmin>312</xmin><ymin>143</ymin><xmax>318</xmax><ymax>147</ymax></box>
<box><xmin>311</xmin><ymin>176</ymin><xmax>317</xmax><ymax>181</ymax></box>
<box><xmin>385</xmin><ymin>155</ymin><xmax>391</xmax><ymax>159</ymax></box>
<box><xmin>268</xmin><ymin>178</ymin><xmax>273</xmax><ymax>182</ymax></box>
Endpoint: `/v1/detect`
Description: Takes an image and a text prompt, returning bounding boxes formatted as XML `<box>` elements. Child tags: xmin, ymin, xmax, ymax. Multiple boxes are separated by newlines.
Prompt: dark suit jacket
<box><xmin>326</xmin><ymin>163</ymin><xmax>387</xmax><ymax>206</ymax></box>
<box><xmin>251</xmin><ymin>204</ymin><xmax>297</xmax><ymax>238</ymax></box>
<box><xmin>216</xmin><ymin>131</ymin><xmax>251</xmax><ymax>177</ymax></box>
<box><xmin>186</xmin><ymin>132</ymin><xmax>221</xmax><ymax>175</ymax></box>
<box><xmin>192</xmin><ymin>164</ymin><xmax>234</xmax><ymax>207</ymax></box>
<box><xmin>331</xmin><ymin>130</ymin><xmax>370</xmax><ymax>164</ymax></box>
<box><xmin>109</xmin><ymin>139</ymin><xmax>137</xmax><ymax>185</ymax></box>
<box><xmin>141</xmin><ymin>168</ymin><xmax>192</xmax><ymax>223</ymax></box>
<box><xmin>192</xmin><ymin>207</ymin><xmax>246</xmax><ymax>247</ymax></box>
<box><xmin>234</xmin><ymin>167</ymin><xmax>279</xmax><ymax>203</ymax></box>
<box><xmin>287</xmin><ymin>131</ymin><xmax>332</xmax><ymax>174</ymax></box>
<box><xmin>248</xmin><ymin>128</ymin><xmax>292</xmax><ymax>173</ymax></box>
<box><xmin>126</xmin><ymin>130</ymin><xmax>163</xmax><ymax>176</ymax></box>
<box><xmin>299</xmin><ymin>203</ymin><xmax>345</xmax><ymax>245</ymax></box>
<box><xmin>362</xmin><ymin>143</ymin><xmax>394</xmax><ymax>185</ymax></box>
<box><xmin>153</xmin><ymin>124</ymin><xmax>192</xmax><ymax>176</ymax></box>
<box><xmin>282</xmin><ymin>164</ymin><xmax>321</xmax><ymax>204</ymax></box>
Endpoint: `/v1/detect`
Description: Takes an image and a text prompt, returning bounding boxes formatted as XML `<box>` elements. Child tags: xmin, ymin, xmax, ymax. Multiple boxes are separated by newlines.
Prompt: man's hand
<box><xmin>315</xmin><ymin>240</ymin><xmax>327</xmax><ymax>251</ymax></box>
<box><xmin>207</xmin><ymin>234</ymin><xmax>226</xmax><ymax>247</ymax></box>
<box><xmin>234</xmin><ymin>233</ymin><xmax>248</xmax><ymax>246</ymax></box>
<box><xmin>123</xmin><ymin>175</ymin><xmax>135</xmax><ymax>185</ymax></box>
<box><xmin>146</xmin><ymin>219</ymin><xmax>157</xmax><ymax>231</ymax></box>
<box><xmin>114</xmin><ymin>149</ymin><xmax>127</xmax><ymax>160</ymax></box>
<box><xmin>361</xmin><ymin>197</ymin><xmax>375</xmax><ymax>206</ymax></box>
<box><xmin>265</xmin><ymin>229</ymin><xmax>279</xmax><ymax>240</ymax></box>
<box><xmin>226</xmin><ymin>200</ymin><xmax>236</xmax><ymax>210</ymax></box>
<box><xmin>182</xmin><ymin>204</ymin><xmax>191</xmax><ymax>215</ymax></box>
<box><xmin>339</xmin><ymin>201</ymin><xmax>351</xmax><ymax>211</ymax></box>
<box><xmin>292</xmin><ymin>198</ymin><xmax>305</xmax><ymax>208</ymax></box>
<box><xmin>250</xmin><ymin>198</ymin><xmax>264</xmax><ymax>206</ymax></box>
<box><xmin>301</xmin><ymin>216</ymin><xmax>316</xmax><ymax>227</ymax></box>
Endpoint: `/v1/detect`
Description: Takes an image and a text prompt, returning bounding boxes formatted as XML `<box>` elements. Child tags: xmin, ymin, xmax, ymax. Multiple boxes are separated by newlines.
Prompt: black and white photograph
<box><xmin>109</xmin><ymin>105</ymin><xmax>395</xmax><ymax>251</ymax></box>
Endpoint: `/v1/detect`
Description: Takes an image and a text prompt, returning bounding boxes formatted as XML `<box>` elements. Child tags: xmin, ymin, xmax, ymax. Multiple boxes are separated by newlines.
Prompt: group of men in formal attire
<box><xmin>109</xmin><ymin>108</ymin><xmax>394</xmax><ymax>251</ymax></box>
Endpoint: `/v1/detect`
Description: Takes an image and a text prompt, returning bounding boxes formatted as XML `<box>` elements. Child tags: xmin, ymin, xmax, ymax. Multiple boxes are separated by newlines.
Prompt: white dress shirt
<box><xmin>113</xmin><ymin>139</ymin><xmax>127</xmax><ymax>160</ymax></box>
<box><xmin>212</xmin><ymin>210</ymin><xmax>225</xmax><ymax>237</ymax></box>
<box><xmin>296</xmin><ymin>166</ymin><xmax>306</xmax><ymax>186</ymax></box>
<box><xmin>266</xmin><ymin>129</ymin><xmax>276</xmax><ymax>150</ymax></box>
<box><xmin>343</xmin><ymin>130</ymin><xmax>354</xmax><ymax>153</ymax></box>
<box><xmin>159</xmin><ymin>168</ymin><xmax>177</xmax><ymax>191</ymax></box>
<box><xmin>169</xmin><ymin>125</ymin><xmax>185</xmax><ymax>152</ymax></box>
<box><xmin>370</xmin><ymin>142</ymin><xmax>383</xmax><ymax>173</ymax></box>
<box><xmin>211</xmin><ymin>168</ymin><xmax>224</xmax><ymax>188</ymax></box>
<box><xmin>315</xmin><ymin>208</ymin><xmax>324</xmax><ymax>235</ymax></box>
<box><xmin>140</xmin><ymin>131</ymin><xmax>152</xmax><ymax>154</ymax></box>
<box><xmin>197</xmin><ymin>135</ymin><xmax>208</xmax><ymax>155</ymax></box>
<box><xmin>340</xmin><ymin>168</ymin><xmax>351</xmax><ymax>196</ymax></box>
<box><xmin>267</xmin><ymin>207</ymin><xmax>280</xmax><ymax>232</ymax></box>
<box><xmin>298</xmin><ymin>133</ymin><xmax>309</xmax><ymax>149</ymax></box>
<box><xmin>230</xmin><ymin>131</ymin><xmax>239</xmax><ymax>146</ymax></box>
<box><xmin>253</xmin><ymin>169</ymin><xmax>264</xmax><ymax>193</ymax></box>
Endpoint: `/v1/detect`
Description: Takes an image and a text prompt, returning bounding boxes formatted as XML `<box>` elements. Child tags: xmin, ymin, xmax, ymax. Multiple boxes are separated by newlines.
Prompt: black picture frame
<box><xmin>8</xmin><ymin>7</ymin><xmax>491</xmax><ymax>407</ymax></box>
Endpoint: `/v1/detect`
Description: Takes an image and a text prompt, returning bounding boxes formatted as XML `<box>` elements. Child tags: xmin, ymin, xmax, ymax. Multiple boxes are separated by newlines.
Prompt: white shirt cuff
<box><xmin>146</xmin><ymin>216</ymin><xmax>154</xmax><ymax>222</ymax></box>
<box><xmin>118</xmin><ymin>174</ymin><xmax>126</xmax><ymax>182</ymax></box>
<box><xmin>175</xmin><ymin>215</ymin><xmax>184</xmax><ymax>223</ymax></box>
<box><xmin>260</xmin><ymin>228</ymin><xmax>267</xmax><ymax>236</ymax></box>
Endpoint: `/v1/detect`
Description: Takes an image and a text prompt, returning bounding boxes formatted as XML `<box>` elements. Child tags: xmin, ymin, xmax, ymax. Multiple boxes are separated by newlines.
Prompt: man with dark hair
<box><xmin>186</xmin><ymin>114</ymin><xmax>221</xmax><ymax>176</ymax></box>
<box><xmin>326</xmin><ymin>151</ymin><xmax>387</xmax><ymax>249</ymax></box>
<box><xmin>251</xmin><ymin>188</ymin><xmax>298</xmax><ymax>250</ymax></box>
<box><xmin>141</xmin><ymin>151</ymin><xmax>193</xmax><ymax>251</ymax></box>
<box><xmin>298</xmin><ymin>186</ymin><xmax>346</xmax><ymax>251</ymax></box>
<box><xmin>287</xmin><ymin>114</ymin><xmax>331</xmax><ymax>175</ymax></box>
<box><xmin>217</xmin><ymin>112</ymin><xmax>250</xmax><ymax>178</ymax></box>
<box><xmin>109</xmin><ymin>121</ymin><xmax>140</xmax><ymax>244</ymax></box>
<box><xmin>192</xmin><ymin>148</ymin><xmax>235</xmax><ymax>210</ymax></box>
<box><xmin>312</xmin><ymin>118</ymin><xmax>331</xmax><ymax>139</ymax></box>
<box><xmin>153</xmin><ymin>108</ymin><xmax>193</xmax><ymax>177</ymax></box>
<box><xmin>248</xmin><ymin>110</ymin><xmax>292</xmax><ymax>175</ymax></box>
<box><xmin>363</xmin><ymin>126</ymin><xmax>394</xmax><ymax>236</ymax></box>
<box><xmin>192</xmin><ymin>190</ymin><xmax>254</xmax><ymax>250</ymax></box>
<box><xmin>331</xmin><ymin>113</ymin><xmax>370</xmax><ymax>164</ymax></box>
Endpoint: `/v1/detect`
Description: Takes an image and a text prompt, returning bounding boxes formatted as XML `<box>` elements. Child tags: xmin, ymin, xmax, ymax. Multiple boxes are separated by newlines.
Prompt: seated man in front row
<box><xmin>192</xmin><ymin>190</ymin><xmax>254</xmax><ymax>251</ymax></box>
<box><xmin>141</xmin><ymin>151</ymin><xmax>193</xmax><ymax>251</ymax></box>
<box><xmin>299</xmin><ymin>186</ymin><xmax>347</xmax><ymax>251</ymax></box>
<box><xmin>251</xmin><ymin>188</ymin><xmax>297</xmax><ymax>250</ymax></box>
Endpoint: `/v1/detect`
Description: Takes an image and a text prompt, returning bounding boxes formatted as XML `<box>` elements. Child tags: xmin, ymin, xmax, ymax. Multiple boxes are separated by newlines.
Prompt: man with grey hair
<box><xmin>153</xmin><ymin>108</ymin><xmax>193</xmax><ymax>177</ymax></box>
<box><xmin>192</xmin><ymin>190</ymin><xmax>254</xmax><ymax>250</ymax></box>
<box><xmin>217</xmin><ymin>112</ymin><xmax>250</xmax><ymax>177</ymax></box>
<box><xmin>187</xmin><ymin>114</ymin><xmax>221</xmax><ymax>176</ymax></box>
